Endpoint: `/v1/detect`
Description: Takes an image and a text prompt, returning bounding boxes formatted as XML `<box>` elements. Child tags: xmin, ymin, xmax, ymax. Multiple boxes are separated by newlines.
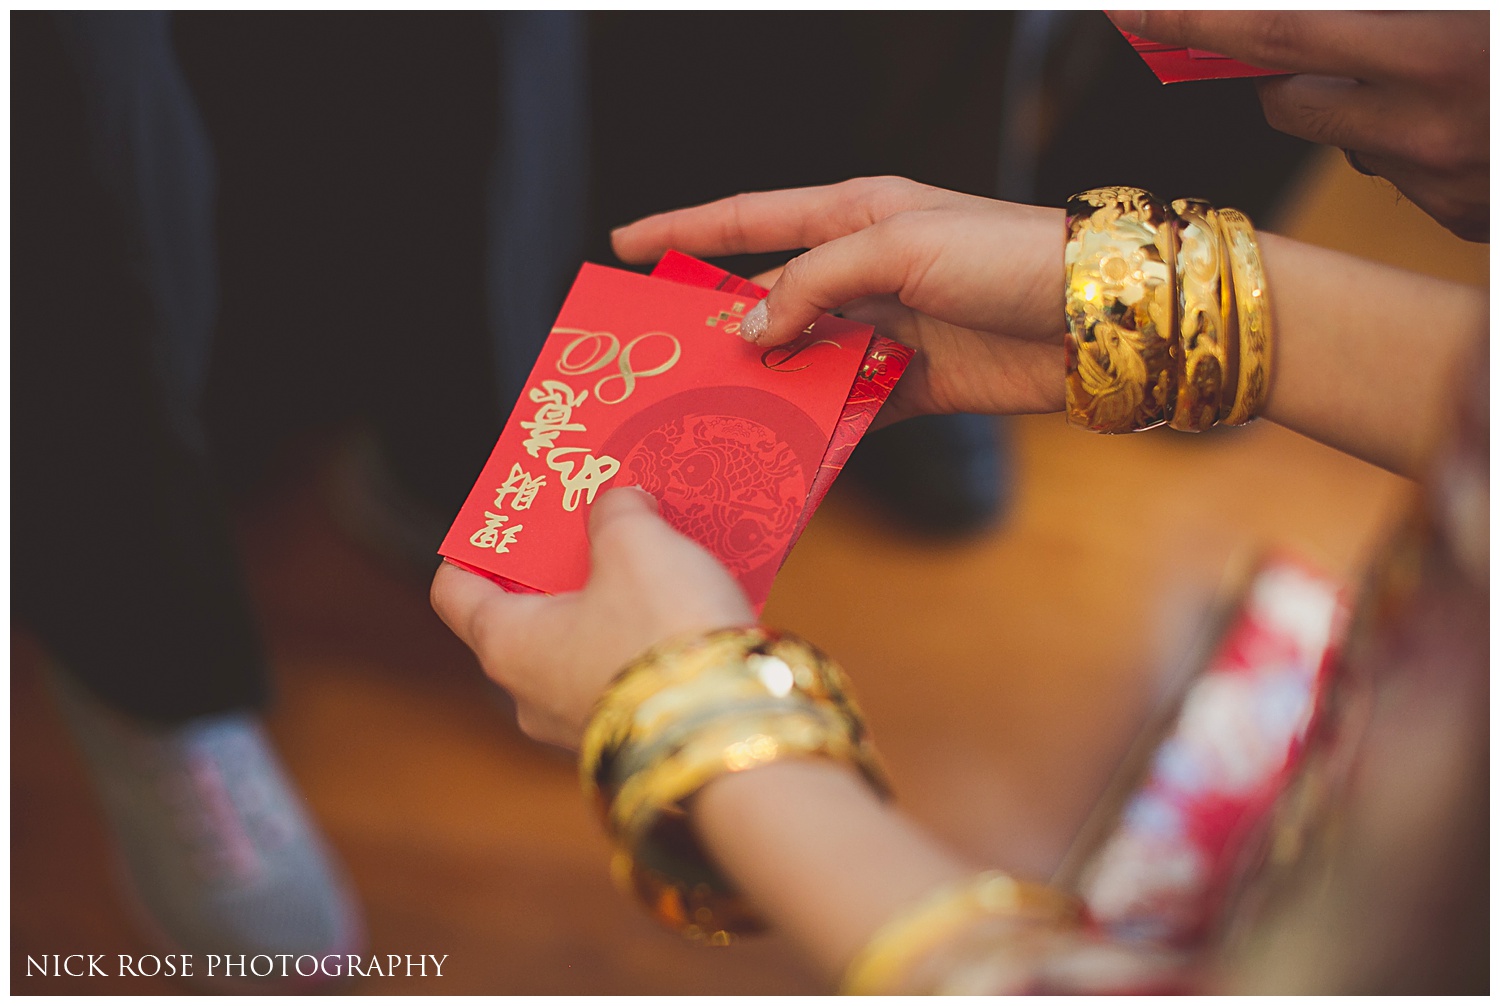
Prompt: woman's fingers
<box><xmin>750</xmin><ymin>204</ymin><xmax>1065</xmax><ymax>348</ymax></box>
<box><xmin>610</xmin><ymin>176</ymin><xmax>959</xmax><ymax>265</ymax></box>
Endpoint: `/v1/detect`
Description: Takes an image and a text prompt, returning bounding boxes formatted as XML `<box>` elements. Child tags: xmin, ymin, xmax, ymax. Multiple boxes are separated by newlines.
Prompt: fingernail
<box><xmin>624</xmin><ymin>484</ymin><xmax>661</xmax><ymax>513</ymax></box>
<box><xmin>739</xmin><ymin>301</ymin><xmax>769</xmax><ymax>344</ymax></box>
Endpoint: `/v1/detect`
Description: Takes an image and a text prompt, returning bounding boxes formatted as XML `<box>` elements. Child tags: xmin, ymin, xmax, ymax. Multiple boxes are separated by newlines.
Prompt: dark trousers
<box><xmin>12</xmin><ymin>12</ymin><xmax>587</xmax><ymax>723</ymax></box>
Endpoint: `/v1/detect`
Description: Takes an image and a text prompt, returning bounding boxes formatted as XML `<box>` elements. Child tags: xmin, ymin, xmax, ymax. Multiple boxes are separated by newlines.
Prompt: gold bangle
<box><xmin>609</xmin><ymin>704</ymin><xmax>883</xmax><ymax>852</ymax></box>
<box><xmin>581</xmin><ymin>628</ymin><xmax>876</xmax><ymax>804</ymax></box>
<box><xmin>1218</xmin><ymin>208</ymin><xmax>1273</xmax><ymax>425</ymax></box>
<box><xmin>840</xmin><ymin>870</ymin><xmax>1087</xmax><ymax>995</ymax></box>
<box><xmin>580</xmin><ymin>627</ymin><xmax>888</xmax><ymax>944</ymax></box>
<box><xmin>611</xmin><ymin>706</ymin><xmax>885</xmax><ymax>944</ymax></box>
<box><xmin>1064</xmin><ymin>187</ymin><xmax>1178</xmax><ymax>434</ymax></box>
<box><xmin>1167</xmin><ymin>198</ymin><xmax>1233</xmax><ymax>432</ymax></box>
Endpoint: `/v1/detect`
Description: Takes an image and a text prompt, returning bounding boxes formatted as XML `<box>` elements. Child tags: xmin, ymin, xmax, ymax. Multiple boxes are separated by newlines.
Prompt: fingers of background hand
<box><xmin>1254</xmin><ymin>74</ymin><xmax>1391</xmax><ymax>152</ymax></box>
<box><xmin>610</xmin><ymin>176</ymin><xmax>964</xmax><ymax>264</ymax></box>
<box><xmin>1110</xmin><ymin>11</ymin><xmax>1416</xmax><ymax>79</ymax></box>
<box><xmin>1260</xmin><ymin>73</ymin><xmax>1486</xmax><ymax>178</ymax></box>
<box><xmin>430</xmin><ymin>561</ymin><xmax>546</xmax><ymax>663</ymax></box>
<box><xmin>1265</xmin><ymin>75</ymin><xmax>1485</xmax><ymax>175</ymax></box>
<box><xmin>1349</xmin><ymin>152</ymin><xmax>1490</xmax><ymax>242</ymax></box>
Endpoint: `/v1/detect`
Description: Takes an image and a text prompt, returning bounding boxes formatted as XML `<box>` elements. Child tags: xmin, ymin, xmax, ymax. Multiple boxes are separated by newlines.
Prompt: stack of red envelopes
<box><xmin>439</xmin><ymin>252</ymin><xmax>912</xmax><ymax>611</ymax></box>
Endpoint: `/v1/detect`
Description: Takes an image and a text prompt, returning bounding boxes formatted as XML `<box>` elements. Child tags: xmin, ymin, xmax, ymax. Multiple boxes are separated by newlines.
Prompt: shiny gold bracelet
<box><xmin>841</xmin><ymin>870</ymin><xmax>1087</xmax><ymax>995</ymax></box>
<box><xmin>580</xmin><ymin>627</ymin><xmax>888</xmax><ymax>945</ymax></box>
<box><xmin>609</xmin><ymin>703</ymin><xmax>885</xmax><ymax>853</ymax></box>
<box><xmin>1168</xmin><ymin>198</ymin><xmax>1233</xmax><ymax>432</ymax></box>
<box><xmin>1064</xmin><ymin>186</ymin><xmax>1179</xmax><ymax>434</ymax></box>
<box><xmin>1218</xmin><ymin>208</ymin><xmax>1273</xmax><ymax>425</ymax></box>
<box><xmin>581</xmin><ymin>628</ymin><xmax>875</xmax><ymax>806</ymax></box>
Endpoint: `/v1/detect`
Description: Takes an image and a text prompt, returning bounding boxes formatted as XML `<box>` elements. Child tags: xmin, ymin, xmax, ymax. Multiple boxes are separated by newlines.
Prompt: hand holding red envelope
<box><xmin>439</xmin><ymin>254</ymin><xmax>911</xmax><ymax>611</ymax></box>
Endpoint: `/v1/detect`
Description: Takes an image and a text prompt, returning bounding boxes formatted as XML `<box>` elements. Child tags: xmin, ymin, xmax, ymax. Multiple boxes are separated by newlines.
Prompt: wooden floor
<box><xmin>10</xmin><ymin>150</ymin><xmax>1485</xmax><ymax>994</ymax></box>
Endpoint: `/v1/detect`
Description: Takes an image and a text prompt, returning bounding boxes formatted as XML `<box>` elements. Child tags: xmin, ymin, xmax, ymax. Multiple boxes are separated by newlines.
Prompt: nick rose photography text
<box><xmin>25</xmin><ymin>953</ymin><xmax>450</xmax><ymax>979</ymax></box>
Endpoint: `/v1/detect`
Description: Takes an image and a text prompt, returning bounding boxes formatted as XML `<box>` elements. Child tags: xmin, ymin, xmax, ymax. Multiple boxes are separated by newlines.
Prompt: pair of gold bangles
<box><xmin>579</xmin><ymin>627</ymin><xmax>889</xmax><ymax>946</ymax></box>
<box><xmin>1064</xmin><ymin>186</ymin><xmax>1272</xmax><ymax>434</ymax></box>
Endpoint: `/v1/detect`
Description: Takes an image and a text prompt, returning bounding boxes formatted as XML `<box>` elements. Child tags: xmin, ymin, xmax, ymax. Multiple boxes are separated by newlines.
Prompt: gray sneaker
<box><xmin>49</xmin><ymin>674</ymin><xmax>365</xmax><ymax>990</ymax></box>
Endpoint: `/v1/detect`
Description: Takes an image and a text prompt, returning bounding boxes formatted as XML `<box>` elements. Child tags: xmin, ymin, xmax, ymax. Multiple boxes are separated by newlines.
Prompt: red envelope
<box><xmin>1117</xmin><ymin>27</ymin><xmax>1284</xmax><ymax>83</ymax></box>
<box><xmin>439</xmin><ymin>261</ymin><xmax>895</xmax><ymax>610</ymax></box>
<box><xmin>647</xmin><ymin>251</ymin><xmax>913</xmax><ymax>549</ymax></box>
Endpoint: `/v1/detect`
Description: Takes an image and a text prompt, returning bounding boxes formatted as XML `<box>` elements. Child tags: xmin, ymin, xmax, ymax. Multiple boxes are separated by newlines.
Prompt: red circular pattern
<box><xmin>623</xmin><ymin>413</ymin><xmax>805</xmax><ymax>577</ymax></box>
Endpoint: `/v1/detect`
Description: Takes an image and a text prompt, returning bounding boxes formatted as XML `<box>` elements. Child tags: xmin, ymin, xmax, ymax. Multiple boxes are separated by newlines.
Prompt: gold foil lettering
<box><xmin>494</xmin><ymin>463</ymin><xmax>546</xmax><ymax>511</ymax></box>
<box><xmin>470</xmin><ymin>512</ymin><xmax>523</xmax><ymax>553</ymax></box>
<box><xmin>593</xmin><ymin>332</ymin><xmax>682</xmax><ymax>404</ymax></box>
<box><xmin>761</xmin><ymin>335</ymin><xmax>841</xmax><ymax>373</ymax></box>
<box><xmin>546</xmin><ymin>447</ymin><xmax>621</xmax><ymax>511</ymax></box>
<box><xmin>520</xmin><ymin>380</ymin><xmax>589</xmax><ymax>457</ymax></box>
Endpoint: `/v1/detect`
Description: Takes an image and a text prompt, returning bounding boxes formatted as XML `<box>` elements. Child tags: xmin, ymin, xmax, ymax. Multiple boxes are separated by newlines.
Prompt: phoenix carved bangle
<box><xmin>580</xmin><ymin>627</ymin><xmax>888</xmax><ymax>944</ymax></box>
<box><xmin>1168</xmin><ymin>198</ymin><xmax>1233</xmax><ymax>432</ymax></box>
<box><xmin>1217</xmin><ymin>208</ymin><xmax>1273</xmax><ymax>425</ymax></box>
<box><xmin>1064</xmin><ymin>186</ymin><xmax>1179</xmax><ymax>434</ymax></box>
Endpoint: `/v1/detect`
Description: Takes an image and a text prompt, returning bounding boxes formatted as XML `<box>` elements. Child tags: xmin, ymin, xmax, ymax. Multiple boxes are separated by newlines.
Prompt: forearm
<box><xmin>1256</xmin><ymin>234</ymin><xmax>1485</xmax><ymax>478</ymax></box>
<box><xmin>691</xmin><ymin>758</ymin><xmax>974</xmax><ymax>982</ymax></box>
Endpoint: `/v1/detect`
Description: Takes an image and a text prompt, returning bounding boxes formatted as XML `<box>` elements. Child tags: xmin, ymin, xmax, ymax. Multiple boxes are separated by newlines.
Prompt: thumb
<box><xmin>584</xmin><ymin>485</ymin><xmax>753</xmax><ymax>619</ymax></box>
<box><xmin>587</xmin><ymin>483</ymin><xmax>662</xmax><ymax>541</ymax></box>
<box><xmin>585</xmin><ymin>485</ymin><xmax>683</xmax><ymax>586</ymax></box>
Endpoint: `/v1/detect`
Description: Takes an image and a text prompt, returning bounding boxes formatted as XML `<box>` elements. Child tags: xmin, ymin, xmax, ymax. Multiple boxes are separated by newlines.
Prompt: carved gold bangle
<box><xmin>580</xmin><ymin>627</ymin><xmax>888</xmax><ymax>944</ymax></box>
<box><xmin>1167</xmin><ymin>198</ymin><xmax>1233</xmax><ymax>432</ymax></box>
<box><xmin>840</xmin><ymin>870</ymin><xmax>1087</xmax><ymax>995</ymax></box>
<box><xmin>1218</xmin><ymin>208</ymin><xmax>1273</xmax><ymax>425</ymax></box>
<box><xmin>1064</xmin><ymin>187</ymin><xmax>1178</xmax><ymax>433</ymax></box>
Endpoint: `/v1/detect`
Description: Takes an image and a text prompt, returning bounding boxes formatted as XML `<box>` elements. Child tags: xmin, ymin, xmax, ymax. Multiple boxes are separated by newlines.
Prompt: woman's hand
<box><xmin>430</xmin><ymin>486</ymin><xmax>754</xmax><ymax>749</ymax></box>
<box><xmin>611</xmin><ymin>177</ymin><xmax>1069</xmax><ymax>425</ymax></box>
<box><xmin>1109</xmin><ymin>11</ymin><xmax>1489</xmax><ymax>241</ymax></box>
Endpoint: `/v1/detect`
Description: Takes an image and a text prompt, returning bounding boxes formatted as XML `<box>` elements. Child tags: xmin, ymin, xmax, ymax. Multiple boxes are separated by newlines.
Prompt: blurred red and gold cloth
<box><xmin>439</xmin><ymin>256</ymin><xmax>911</xmax><ymax>610</ymax></box>
<box><xmin>1062</xmin><ymin>555</ymin><xmax>1349</xmax><ymax>948</ymax></box>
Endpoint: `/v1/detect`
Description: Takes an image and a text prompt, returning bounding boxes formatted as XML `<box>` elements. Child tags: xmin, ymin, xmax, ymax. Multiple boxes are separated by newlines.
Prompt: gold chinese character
<box><xmin>521</xmin><ymin>380</ymin><xmax>589</xmax><ymax>457</ymax></box>
<box><xmin>546</xmin><ymin>447</ymin><xmax>621</xmax><ymax>511</ymax></box>
<box><xmin>494</xmin><ymin>462</ymin><xmax>546</xmax><ymax>511</ymax></box>
<box><xmin>469</xmin><ymin>512</ymin><xmax>523</xmax><ymax>553</ymax></box>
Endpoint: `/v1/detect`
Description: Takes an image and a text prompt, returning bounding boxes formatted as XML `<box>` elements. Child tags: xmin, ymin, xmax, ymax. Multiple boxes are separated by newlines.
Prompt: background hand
<box><xmin>612</xmin><ymin>177</ymin><xmax>1069</xmax><ymax>422</ymax></box>
<box><xmin>430</xmin><ymin>486</ymin><xmax>754</xmax><ymax>749</ymax></box>
<box><xmin>1109</xmin><ymin>11</ymin><xmax>1489</xmax><ymax>241</ymax></box>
